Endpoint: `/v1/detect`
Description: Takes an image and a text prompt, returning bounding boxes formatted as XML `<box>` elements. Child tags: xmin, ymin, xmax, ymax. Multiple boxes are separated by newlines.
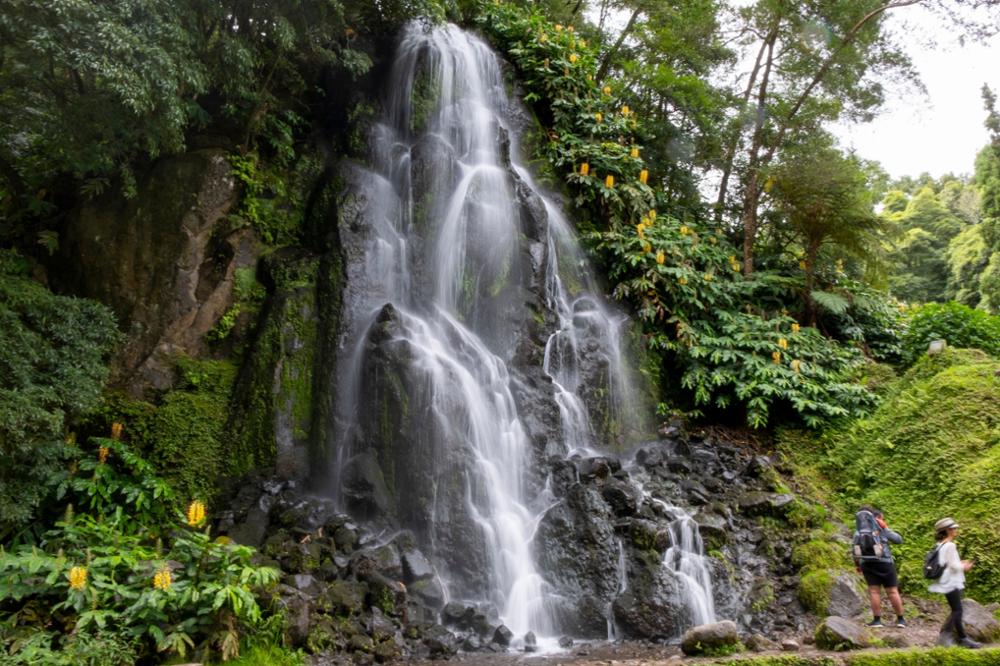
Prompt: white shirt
<box><xmin>928</xmin><ymin>541</ymin><xmax>965</xmax><ymax>594</ymax></box>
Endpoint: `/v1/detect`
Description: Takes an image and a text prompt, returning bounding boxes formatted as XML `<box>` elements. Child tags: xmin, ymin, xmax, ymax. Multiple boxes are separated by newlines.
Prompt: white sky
<box><xmin>833</xmin><ymin>5</ymin><xmax>1000</xmax><ymax>179</ymax></box>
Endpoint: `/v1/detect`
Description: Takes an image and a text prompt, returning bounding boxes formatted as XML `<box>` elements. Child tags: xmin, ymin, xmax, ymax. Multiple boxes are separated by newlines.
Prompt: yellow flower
<box><xmin>153</xmin><ymin>566</ymin><xmax>172</xmax><ymax>592</ymax></box>
<box><xmin>569</xmin><ymin>53</ymin><xmax>578</xmax><ymax>63</ymax></box>
<box><xmin>799</xmin><ymin>260</ymin><xmax>807</xmax><ymax>270</ymax></box>
<box><xmin>110</xmin><ymin>422</ymin><xmax>124</xmax><ymax>440</ymax></box>
<box><xmin>791</xmin><ymin>359</ymin><xmax>801</xmax><ymax>373</ymax></box>
<box><xmin>539</xmin><ymin>33</ymin><xmax>548</xmax><ymax>43</ymax></box>
<box><xmin>568</xmin><ymin>26</ymin><xmax>575</xmax><ymax>33</ymax></box>
<box><xmin>642</xmin><ymin>242</ymin><xmax>652</xmax><ymax>253</ymax></box>
<box><xmin>637</xmin><ymin>226</ymin><xmax>645</xmax><ymax>240</ymax></box>
<box><xmin>680</xmin><ymin>225</ymin><xmax>690</xmax><ymax>235</ymax></box>
<box><xmin>621</xmin><ymin>105</ymin><xmax>630</xmax><ymax>116</ymax></box>
<box><xmin>778</xmin><ymin>337</ymin><xmax>788</xmax><ymax>349</ymax></box>
<box><xmin>186</xmin><ymin>500</ymin><xmax>206</xmax><ymax>527</ymax></box>
<box><xmin>639</xmin><ymin>169</ymin><xmax>648</xmax><ymax>184</ymax></box>
<box><xmin>579</xmin><ymin>162</ymin><xmax>590</xmax><ymax>176</ymax></box>
<box><xmin>603</xmin><ymin>86</ymin><xmax>612</xmax><ymax>95</ymax></box>
<box><xmin>68</xmin><ymin>566</ymin><xmax>87</xmax><ymax>591</ymax></box>
<box><xmin>587</xmin><ymin>73</ymin><xmax>593</xmax><ymax>82</ymax></box>
<box><xmin>710</xmin><ymin>236</ymin><xmax>717</xmax><ymax>244</ymax></box>
<box><xmin>791</xmin><ymin>323</ymin><xmax>801</xmax><ymax>334</ymax></box>
<box><xmin>631</xmin><ymin>147</ymin><xmax>640</xmax><ymax>158</ymax></box>
<box><xmin>679</xmin><ymin>276</ymin><xmax>688</xmax><ymax>285</ymax></box>
<box><xmin>649</xmin><ymin>210</ymin><xmax>657</xmax><ymax>221</ymax></box>
<box><xmin>595</xmin><ymin>112</ymin><xmax>603</xmax><ymax>123</ymax></box>
<box><xmin>98</xmin><ymin>446</ymin><xmax>109</xmax><ymax>464</ymax></box>
<box><xmin>605</xmin><ymin>174</ymin><xmax>615</xmax><ymax>188</ymax></box>
<box><xmin>656</xmin><ymin>251</ymin><xmax>665</xmax><ymax>265</ymax></box>
<box><xmin>772</xmin><ymin>351</ymin><xmax>782</xmax><ymax>364</ymax></box>
<box><xmin>555</xmin><ymin>24</ymin><xmax>563</xmax><ymax>32</ymax></box>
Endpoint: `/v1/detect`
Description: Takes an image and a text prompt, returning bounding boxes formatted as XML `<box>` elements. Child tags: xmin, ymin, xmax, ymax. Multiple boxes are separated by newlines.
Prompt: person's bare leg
<box><xmin>868</xmin><ymin>586</ymin><xmax>883</xmax><ymax>617</ymax></box>
<box><xmin>886</xmin><ymin>587</ymin><xmax>904</xmax><ymax>616</ymax></box>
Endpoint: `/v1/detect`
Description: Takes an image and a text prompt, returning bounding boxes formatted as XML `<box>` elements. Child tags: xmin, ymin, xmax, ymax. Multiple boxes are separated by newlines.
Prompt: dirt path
<box><xmin>411</xmin><ymin>596</ymin><xmax>966</xmax><ymax>665</ymax></box>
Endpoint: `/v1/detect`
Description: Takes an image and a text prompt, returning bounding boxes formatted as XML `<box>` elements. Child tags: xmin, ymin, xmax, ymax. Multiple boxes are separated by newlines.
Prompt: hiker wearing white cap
<box><xmin>929</xmin><ymin>517</ymin><xmax>980</xmax><ymax>649</ymax></box>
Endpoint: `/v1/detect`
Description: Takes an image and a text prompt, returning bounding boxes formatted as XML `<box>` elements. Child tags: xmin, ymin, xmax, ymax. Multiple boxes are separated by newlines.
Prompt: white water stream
<box><xmin>331</xmin><ymin>20</ymin><xmax>715</xmax><ymax>647</ymax></box>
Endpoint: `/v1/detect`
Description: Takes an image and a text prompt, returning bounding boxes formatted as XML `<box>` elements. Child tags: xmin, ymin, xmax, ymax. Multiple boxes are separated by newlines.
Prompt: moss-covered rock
<box><xmin>814</xmin><ymin>616</ymin><xmax>870</xmax><ymax>651</ymax></box>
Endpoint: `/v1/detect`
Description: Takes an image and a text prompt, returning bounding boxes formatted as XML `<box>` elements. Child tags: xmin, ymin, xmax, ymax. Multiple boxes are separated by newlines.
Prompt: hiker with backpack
<box><xmin>926</xmin><ymin>517</ymin><xmax>981</xmax><ymax>648</ymax></box>
<box><xmin>852</xmin><ymin>507</ymin><xmax>905</xmax><ymax>628</ymax></box>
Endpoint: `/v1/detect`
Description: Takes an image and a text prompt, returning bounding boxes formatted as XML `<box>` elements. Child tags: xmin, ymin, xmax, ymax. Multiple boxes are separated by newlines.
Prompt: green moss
<box><xmin>205</xmin><ymin>645</ymin><xmax>306</xmax><ymax>666</ymax></box>
<box><xmin>706</xmin><ymin>650</ymin><xmax>1000</xmax><ymax>666</ymax></box>
<box><xmin>228</xmin><ymin>253</ymin><xmax>321</xmax><ymax>477</ymax></box>
<box><xmin>848</xmin><ymin>647</ymin><xmax>1000</xmax><ymax>665</ymax></box>
<box><xmin>801</xmin><ymin>351</ymin><xmax>1000</xmax><ymax>601</ymax></box>
<box><xmin>799</xmin><ymin>569</ymin><xmax>835</xmax><ymax>615</ymax></box>
<box><xmin>792</xmin><ymin>540</ymin><xmax>846</xmax><ymax>570</ymax></box>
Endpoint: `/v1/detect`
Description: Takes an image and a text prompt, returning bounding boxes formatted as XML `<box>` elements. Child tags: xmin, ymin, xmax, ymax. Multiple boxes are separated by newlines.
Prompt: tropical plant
<box><xmin>900</xmin><ymin>301</ymin><xmax>1000</xmax><ymax>365</ymax></box>
<box><xmin>0</xmin><ymin>250</ymin><xmax>120</xmax><ymax>538</ymax></box>
<box><xmin>0</xmin><ymin>441</ymin><xmax>280</xmax><ymax>663</ymax></box>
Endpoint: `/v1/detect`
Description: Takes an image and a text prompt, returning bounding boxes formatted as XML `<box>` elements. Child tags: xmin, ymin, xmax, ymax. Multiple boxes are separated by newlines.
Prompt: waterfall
<box><xmin>329</xmin><ymin>19</ymin><xmax>697</xmax><ymax>648</ymax></box>
<box><xmin>664</xmin><ymin>513</ymin><xmax>717</xmax><ymax>626</ymax></box>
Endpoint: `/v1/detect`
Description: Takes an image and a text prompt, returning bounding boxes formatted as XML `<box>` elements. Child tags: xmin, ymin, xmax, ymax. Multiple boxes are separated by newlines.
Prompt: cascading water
<box><xmin>329</xmin><ymin>18</ymin><xmax>709</xmax><ymax>648</ymax></box>
<box><xmin>645</xmin><ymin>493</ymin><xmax>717</xmax><ymax>628</ymax></box>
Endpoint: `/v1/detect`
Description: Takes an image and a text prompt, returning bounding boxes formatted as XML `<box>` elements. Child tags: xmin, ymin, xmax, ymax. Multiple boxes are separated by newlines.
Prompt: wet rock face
<box><xmin>535</xmin><ymin>482</ymin><xmax>620</xmax><ymax>636</ymax></box>
<box><xmin>220</xmin><ymin>476</ymin><xmax>519</xmax><ymax>663</ymax></box>
<box><xmin>57</xmin><ymin>149</ymin><xmax>248</xmax><ymax>395</ymax></box>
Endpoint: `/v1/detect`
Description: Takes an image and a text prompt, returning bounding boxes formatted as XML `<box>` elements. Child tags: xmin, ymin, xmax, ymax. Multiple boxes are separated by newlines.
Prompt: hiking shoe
<box><xmin>865</xmin><ymin>619</ymin><xmax>884</xmax><ymax>628</ymax></box>
<box><xmin>895</xmin><ymin>619</ymin><xmax>907</xmax><ymax>628</ymax></box>
<box><xmin>959</xmin><ymin>637</ymin><xmax>983</xmax><ymax>649</ymax></box>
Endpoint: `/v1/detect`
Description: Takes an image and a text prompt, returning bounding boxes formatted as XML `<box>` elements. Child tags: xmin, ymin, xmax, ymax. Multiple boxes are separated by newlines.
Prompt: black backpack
<box><xmin>924</xmin><ymin>544</ymin><xmax>945</xmax><ymax>580</ymax></box>
<box><xmin>853</xmin><ymin>510</ymin><xmax>884</xmax><ymax>560</ymax></box>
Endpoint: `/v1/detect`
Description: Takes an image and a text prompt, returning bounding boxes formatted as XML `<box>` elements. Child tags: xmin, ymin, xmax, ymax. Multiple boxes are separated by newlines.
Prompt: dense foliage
<box><xmin>0</xmin><ymin>251</ymin><xmax>120</xmax><ymax>539</ymax></box>
<box><xmin>900</xmin><ymin>302</ymin><xmax>1000</xmax><ymax>365</ymax></box>
<box><xmin>0</xmin><ymin>439</ymin><xmax>281</xmax><ymax>664</ymax></box>
<box><xmin>479</xmin><ymin>1</ymin><xmax>879</xmax><ymax>428</ymax></box>
<box><xmin>0</xmin><ymin>0</ymin><xmax>449</xmax><ymax>242</ymax></box>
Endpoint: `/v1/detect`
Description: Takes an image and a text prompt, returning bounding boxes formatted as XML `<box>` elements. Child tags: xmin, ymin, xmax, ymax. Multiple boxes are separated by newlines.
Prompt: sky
<box><xmin>833</xmin><ymin>5</ymin><xmax>1000</xmax><ymax>180</ymax></box>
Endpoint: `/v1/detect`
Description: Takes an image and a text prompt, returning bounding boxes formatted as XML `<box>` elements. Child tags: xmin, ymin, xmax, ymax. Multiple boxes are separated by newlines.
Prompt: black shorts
<box><xmin>860</xmin><ymin>560</ymin><xmax>899</xmax><ymax>588</ymax></box>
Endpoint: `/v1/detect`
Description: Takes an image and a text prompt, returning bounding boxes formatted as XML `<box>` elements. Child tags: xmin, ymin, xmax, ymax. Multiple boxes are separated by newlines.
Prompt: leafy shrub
<box><xmin>0</xmin><ymin>250</ymin><xmax>120</xmax><ymax>538</ymax></box>
<box><xmin>901</xmin><ymin>301</ymin><xmax>1000</xmax><ymax>365</ymax></box>
<box><xmin>590</xmin><ymin>220</ymin><xmax>876</xmax><ymax>427</ymax></box>
<box><xmin>817</xmin><ymin>279</ymin><xmax>906</xmax><ymax>364</ymax></box>
<box><xmin>0</xmin><ymin>441</ymin><xmax>280</xmax><ymax>663</ymax></box>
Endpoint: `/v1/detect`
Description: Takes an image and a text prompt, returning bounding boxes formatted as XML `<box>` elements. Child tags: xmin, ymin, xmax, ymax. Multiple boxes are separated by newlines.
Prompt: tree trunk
<box><xmin>714</xmin><ymin>28</ymin><xmax>773</xmax><ymax>224</ymax></box>
<box><xmin>740</xmin><ymin>27</ymin><xmax>777</xmax><ymax>275</ymax></box>
<box><xmin>804</xmin><ymin>240</ymin><xmax>821</xmax><ymax>326</ymax></box>
<box><xmin>596</xmin><ymin>7</ymin><xmax>642</xmax><ymax>82</ymax></box>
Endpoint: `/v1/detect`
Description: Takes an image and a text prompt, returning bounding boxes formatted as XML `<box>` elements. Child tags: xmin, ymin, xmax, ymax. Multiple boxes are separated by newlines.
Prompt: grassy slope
<box><xmin>780</xmin><ymin>349</ymin><xmax>1000</xmax><ymax>603</ymax></box>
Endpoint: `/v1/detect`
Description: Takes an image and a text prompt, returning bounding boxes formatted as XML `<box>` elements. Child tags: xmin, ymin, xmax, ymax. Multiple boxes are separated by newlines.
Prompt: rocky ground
<box><xmin>214</xmin><ymin>425</ymin><xmax>1000</xmax><ymax>666</ymax></box>
<box><xmin>407</xmin><ymin>595</ymin><xmax>993</xmax><ymax>665</ymax></box>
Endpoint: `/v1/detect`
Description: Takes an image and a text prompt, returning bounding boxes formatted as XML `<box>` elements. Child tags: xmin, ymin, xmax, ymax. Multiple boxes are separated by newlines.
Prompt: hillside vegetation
<box><xmin>782</xmin><ymin>348</ymin><xmax>1000</xmax><ymax>602</ymax></box>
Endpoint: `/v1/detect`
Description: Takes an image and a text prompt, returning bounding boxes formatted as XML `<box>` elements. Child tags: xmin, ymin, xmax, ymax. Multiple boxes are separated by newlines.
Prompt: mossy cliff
<box><xmin>781</xmin><ymin>348</ymin><xmax>1000</xmax><ymax>603</ymax></box>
